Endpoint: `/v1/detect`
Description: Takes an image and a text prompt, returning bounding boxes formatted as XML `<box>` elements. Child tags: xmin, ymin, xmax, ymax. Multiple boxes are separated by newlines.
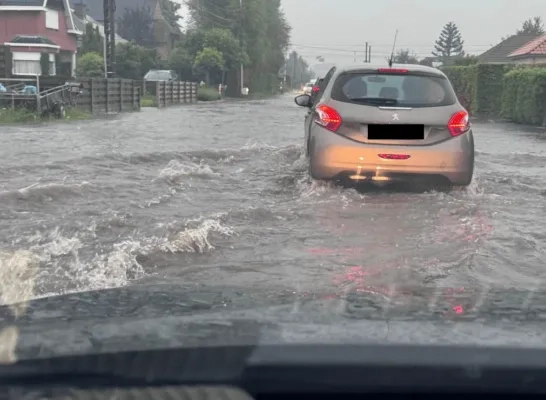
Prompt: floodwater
<box><xmin>0</xmin><ymin>95</ymin><xmax>545</xmax><ymax>357</ymax></box>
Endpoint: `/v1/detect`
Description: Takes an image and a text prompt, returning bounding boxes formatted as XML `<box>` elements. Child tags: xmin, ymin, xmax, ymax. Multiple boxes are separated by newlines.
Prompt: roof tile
<box><xmin>479</xmin><ymin>34</ymin><xmax>540</xmax><ymax>63</ymax></box>
<box><xmin>509</xmin><ymin>33</ymin><xmax>546</xmax><ymax>57</ymax></box>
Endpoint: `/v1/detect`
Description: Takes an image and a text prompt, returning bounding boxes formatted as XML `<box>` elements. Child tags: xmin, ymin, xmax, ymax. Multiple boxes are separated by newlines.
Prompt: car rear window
<box><xmin>331</xmin><ymin>72</ymin><xmax>457</xmax><ymax>108</ymax></box>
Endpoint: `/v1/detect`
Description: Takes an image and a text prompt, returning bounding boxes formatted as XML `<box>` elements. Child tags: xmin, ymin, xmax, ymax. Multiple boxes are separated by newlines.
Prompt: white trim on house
<box><xmin>5</xmin><ymin>42</ymin><xmax>61</xmax><ymax>49</ymax></box>
<box><xmin>71</xmin><ymin>51</ymin><xmax>76</xmax><ymax>77</ymax></box>
<box><xmin>67</xmin><ymin>29</ymin><xmax>83</xmax><ymax>35</ymax></box>
<box><xmin>62</xmin><ymin>0</ymin><xmax>79</xmax><ymax>33</ymax></box>
<box><xmin>0</xmin><ymin>6</ymin><xmax>46</xmax><ymax>11</ymax></box>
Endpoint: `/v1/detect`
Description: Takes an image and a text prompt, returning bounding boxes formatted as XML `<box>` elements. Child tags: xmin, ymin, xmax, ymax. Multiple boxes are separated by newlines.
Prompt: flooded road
<box><xmin>0</xmin><ymin>94</ymin><xmax>545</xmax><ymax>343</ymax></box>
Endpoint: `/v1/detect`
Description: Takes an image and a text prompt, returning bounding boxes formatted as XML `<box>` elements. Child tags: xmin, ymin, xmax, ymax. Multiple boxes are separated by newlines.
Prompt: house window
<box><xmin>12</xmin><ymin>52</ymin><xmax>41</xmax><ymax>75</ymax></box>
<box><xmin>49</xmin><ymin>53</ymin><xmax>56</xmax><ymax>75</ymax></box>
<box><xmin>45</xmin><ymin>9</ymin><xmax>59</xmax><ymax>30</ymax></box>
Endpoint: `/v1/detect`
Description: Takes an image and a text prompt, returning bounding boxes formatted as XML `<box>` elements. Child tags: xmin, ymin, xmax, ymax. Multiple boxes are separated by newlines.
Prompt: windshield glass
<box><xmin>144</xmin><ymin>70</ymin><xmax>172</xmax><ymax>80</ymax></box>
<box><xmin>1</xmin><ymin>0</ymin><xmax>545</xmax><ymax>367</ymax></box>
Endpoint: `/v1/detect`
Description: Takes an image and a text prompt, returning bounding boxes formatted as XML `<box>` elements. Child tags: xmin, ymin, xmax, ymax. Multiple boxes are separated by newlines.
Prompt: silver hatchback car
<box><xmin>295</xmin><ymin>64</ymin><xmax>474</xmax><ymax>187</ymax></box>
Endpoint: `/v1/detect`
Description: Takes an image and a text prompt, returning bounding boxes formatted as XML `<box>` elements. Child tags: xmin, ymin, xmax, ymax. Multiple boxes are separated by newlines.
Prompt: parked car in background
<box><xmin>144</xmin><ymin>70</ymin><xmax>178</xmax><ymax>82</ymax></box>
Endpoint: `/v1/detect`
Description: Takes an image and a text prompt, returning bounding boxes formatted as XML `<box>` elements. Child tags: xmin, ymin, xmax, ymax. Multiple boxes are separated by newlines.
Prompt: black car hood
<box><xmin>2</xmin><ymin>284</ymin><xmax>546</xmax><ymax>361</ymax></box>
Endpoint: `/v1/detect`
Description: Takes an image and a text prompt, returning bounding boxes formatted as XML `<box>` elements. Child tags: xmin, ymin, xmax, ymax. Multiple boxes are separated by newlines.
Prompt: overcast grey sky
<box><xmin>281</xmin><ymin>0</ymin><xmax>545</xmax><ymax>64</ymax></box>
<box><xmin>178</xmin><ymin>0</ymin><xmax>545</xmax><ymax>64</ymax></box>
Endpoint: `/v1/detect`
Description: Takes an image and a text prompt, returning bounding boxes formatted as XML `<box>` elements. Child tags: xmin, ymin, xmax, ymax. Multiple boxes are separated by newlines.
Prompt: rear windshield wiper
<box><xmin>348</xmin><ymin>97</ymin><xmax>398</xmax><ymax>106</ymax></box>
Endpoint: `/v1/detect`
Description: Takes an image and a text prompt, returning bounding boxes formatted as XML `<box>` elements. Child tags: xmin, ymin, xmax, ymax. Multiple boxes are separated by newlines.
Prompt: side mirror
<box><xmin>294</xmin><ymin>94</ymin><xmax>311</xmax><ymax>107</ymax></box>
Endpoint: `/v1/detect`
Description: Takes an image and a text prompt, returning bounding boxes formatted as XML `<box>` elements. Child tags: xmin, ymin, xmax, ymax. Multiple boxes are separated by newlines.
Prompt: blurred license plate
<box><xmin>368</xmin><ymin>124</ymin><xmax>424</xmax><ymax>140</ymax></box>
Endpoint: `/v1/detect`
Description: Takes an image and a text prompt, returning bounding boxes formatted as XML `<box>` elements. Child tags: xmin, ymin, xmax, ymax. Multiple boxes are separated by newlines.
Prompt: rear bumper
<box><xmin>309</xmin><ymin>126</ymin><xmax>474</xmax><ymax>186</ymax></box>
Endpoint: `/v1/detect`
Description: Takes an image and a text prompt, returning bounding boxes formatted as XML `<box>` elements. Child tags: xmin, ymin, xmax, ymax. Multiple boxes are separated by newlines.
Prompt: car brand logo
<box><xmin>392</xmin><ymin>113</ymin><xmax>399</xmax><ymax>121</ymax></box>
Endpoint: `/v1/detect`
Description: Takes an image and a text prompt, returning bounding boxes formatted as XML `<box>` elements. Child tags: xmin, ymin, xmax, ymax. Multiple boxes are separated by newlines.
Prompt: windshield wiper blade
<box><xmin>349</xmin><ymin>97</ymin><xmax>398</xmax><ymax>106</ymax></box>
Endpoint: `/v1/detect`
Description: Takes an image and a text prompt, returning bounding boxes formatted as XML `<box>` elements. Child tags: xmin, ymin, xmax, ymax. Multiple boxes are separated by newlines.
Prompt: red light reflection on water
<box><xmin>303</xmin><ymin>205</ymin><xmax>494</xmax><ymax>319</ymax></box>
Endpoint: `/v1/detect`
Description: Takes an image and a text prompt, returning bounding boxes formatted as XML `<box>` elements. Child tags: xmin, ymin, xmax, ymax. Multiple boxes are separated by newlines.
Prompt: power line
<box><xmin>291</xmin><ymin>43</ymin><xmax>495</xmax><ymax>49</ymax></box>
<box><xmin>290</xmin><ymin>43</ymin><xmax>496</xmax><ymax>54</ymax></box>
<box><xmin>182</xmin><ymin>0</ymin><xmax>235</xmax><ymax>28</ymax></box>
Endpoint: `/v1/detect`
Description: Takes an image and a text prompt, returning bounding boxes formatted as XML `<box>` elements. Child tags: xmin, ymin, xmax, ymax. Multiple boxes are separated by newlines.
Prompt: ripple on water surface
<box><xmin>0</xmin><ymin>101</ymin><xmax>544</xmax><ymax>312</ymax></box>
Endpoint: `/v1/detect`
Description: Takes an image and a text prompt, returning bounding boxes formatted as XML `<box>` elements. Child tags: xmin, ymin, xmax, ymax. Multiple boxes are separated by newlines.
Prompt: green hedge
<box><xmin>442</xmin><ymin>64</ymin><xmax>512</xmax><ymax>117</ymax></box>
<box><xmin>442</xmin><ymin>65</ymin><xmax>477</xmax><ymax>113</ymax></box>
<box><xmin>501</xmin><ymin>67</ymin><xmax>546</xmax><ymax>125</ymax></box>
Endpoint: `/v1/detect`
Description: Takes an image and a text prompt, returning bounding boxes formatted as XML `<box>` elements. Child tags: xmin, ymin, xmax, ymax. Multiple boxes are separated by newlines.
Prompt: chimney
<box><xmin>72</xmin><ymin>0</ymin><xmax>87</xmax><ymax>19</ymax></box>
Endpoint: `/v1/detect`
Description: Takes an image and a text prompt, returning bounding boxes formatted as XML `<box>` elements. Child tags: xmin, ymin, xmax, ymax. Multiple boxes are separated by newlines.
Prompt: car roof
<box><xmin>335</xmin><ymin>63</ymin><xmax>446</xmax><ymax>77</ymax></box>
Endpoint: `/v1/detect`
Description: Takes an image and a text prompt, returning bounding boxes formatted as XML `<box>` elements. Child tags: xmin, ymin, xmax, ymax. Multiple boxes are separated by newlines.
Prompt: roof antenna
<box><xmin>388</xmin><ymin>29</ymin><xmax>399</xmax><ymax>68</ymax></box>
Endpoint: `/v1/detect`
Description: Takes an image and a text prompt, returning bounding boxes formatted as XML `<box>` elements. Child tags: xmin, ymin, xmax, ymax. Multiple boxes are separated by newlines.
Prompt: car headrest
<box><xmin>379</xmin><ymin>87</ymin><xmax>399</xmax><ymax>99</ymax></box>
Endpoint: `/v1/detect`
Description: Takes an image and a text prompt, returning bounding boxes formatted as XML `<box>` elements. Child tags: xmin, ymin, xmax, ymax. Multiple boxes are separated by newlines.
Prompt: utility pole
<box><xmin>103</xmin><ymin>0</ymin><xmax>116</xmax><ymax>77</ymax></box>
<box><xmin>102</xmin><ymin>28</ymin><xmax>107</xmax><ymax>78</ymax></box>
<box><xmin>292</xmin><ymin>53</ymin><xmax>296</xmax><ymax>89</ymax></box>
<box><xmin>239</xmin><ymin>0</ymin><xmax>244</xmax><ymax>95</ymax></box>
<box><xmin>368</xmin><ymin>46</ymin><xmax>372</xmax><ymax>63</ymax></box>
<box><xmin>365</xmin><ymin>42</ymin><xmax>368</xmax><ymax>63</ymax></box>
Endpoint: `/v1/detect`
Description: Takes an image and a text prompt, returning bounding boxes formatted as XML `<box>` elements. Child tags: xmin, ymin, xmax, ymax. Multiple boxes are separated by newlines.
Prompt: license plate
<box><xmin>367</xmin><ymin>124</ymin><xmax>425</xmax><ymax>140</ymax></box>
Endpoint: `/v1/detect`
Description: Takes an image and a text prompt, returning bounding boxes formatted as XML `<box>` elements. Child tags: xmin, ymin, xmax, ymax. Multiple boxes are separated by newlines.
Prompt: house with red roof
<box><xmin>507</xmin><ymin>33</ymin><xmax>546</xmax><ymax>64</ymax></box>
<box><xmin>478</xmin><ymin>33</ymin><xmax>546</xmax><ymax>65</ymax></box>
<box><xmin>0</xmin><ymin>0</ymin><xmax>82</xmax><ymax>77</ymax></box>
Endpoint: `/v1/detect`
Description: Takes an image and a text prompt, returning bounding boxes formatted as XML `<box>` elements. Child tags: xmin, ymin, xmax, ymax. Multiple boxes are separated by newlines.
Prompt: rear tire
<box><xmin>457</xmin><ymin>152</ymin><xmax>475</xmax><ymax>187</ymax></box>
<box><xmin>307</xmin><ymin>138</ymin><xmax>319</xmax><ymax>182</ymax></box>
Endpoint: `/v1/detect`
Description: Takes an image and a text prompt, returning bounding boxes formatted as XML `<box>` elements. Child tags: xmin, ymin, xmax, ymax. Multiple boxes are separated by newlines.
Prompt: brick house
<box><xmin>0</xmin><ymin>0</ymin><xmax>82</xmax><ymax>76</ymax></box>
<box><xmin>83</xmin><ymin>0</ymin><xmax>180</xmax><ymax>60</ymax></box>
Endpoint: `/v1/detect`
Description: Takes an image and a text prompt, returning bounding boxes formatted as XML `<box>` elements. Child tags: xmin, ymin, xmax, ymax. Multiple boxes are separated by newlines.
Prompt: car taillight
<box><xmin>448</xmin><ymin>110</ymin><xmax>470</xmax><ymax>137</ymax></box>
<box><xmin>314</xmin><ymin>105</ymin><xmax>342</xmax><ymax>132</ymax></box>
<box><xmin>377</xmin><ymin>68</ymin><xmax>408</xmax><ymax>73</ymax></box>
<box><xmin>312</xmin><ymin>86</ymin><xmax>320</xmax><ymax>93</ymax></box>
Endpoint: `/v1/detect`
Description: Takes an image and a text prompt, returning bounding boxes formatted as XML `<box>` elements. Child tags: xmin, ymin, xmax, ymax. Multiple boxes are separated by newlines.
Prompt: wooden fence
<box><xmin>0</xmin><ymin>75</ymin><xmax>198</xmax><ymax>114</ymax></box>
<box><xmin>148</xmin><ymin>81</ymin><xmax>198</xmax><ymax>108</ymax></box>
<box><xmin>76</xmin><ymin>78</ymin><xmax>141</xmax><ymax>113</ymax></box>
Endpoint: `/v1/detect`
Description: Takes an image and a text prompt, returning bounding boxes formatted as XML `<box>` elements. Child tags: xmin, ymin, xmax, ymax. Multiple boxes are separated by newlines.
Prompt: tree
<box><xmin>76</xmin><ymin>52</ymin><xmax>104</xmax><ymax>77</ymax></box>
<box><xmin>159</xmin><ymin>0</ymin><xmax>182</xmax><ymax>29</ymax></box>
<box><xmin>452</xmin><ymin>55</ymin><xmax>479</xmax><ymax>66</ymax></box>
<box><xmin>204</xmin><ymin>28</ymin><xmax>248</xmax><ymax>70</ymax></box>
<box><xmin>117</xmin><ymin>6</ymin><xmax>155</xmax><ymax>47</ymax></box>
<box><xmin>81</xmin><ymin>22</ymin><xmax>103</xmax><ymax>55</ymax></box>
<box><xmin>185</xmin><ymin>0</ymin><xmax>236</xmax><ymax>31</ymax></box>
<box><xmin>116</xmin><ymin>42</ymin><xmax>159</xmax><ymax>80</ymax></box>
<box><xmin>517</xmin><ymin>16</ymin><xmax>544</xmax><ymax>36</ymax></box>
<box><xmin>169</xmin><ymin>46</ymin><xmax>193</xmax><ymax>80</ymax></box>
<box><xmin>433</xmin><ymin>22</ymin><xmax>464</xmax><ymax>58</ymax></box>
<box><xmin>393</xmin><ymin>49</ymin><xmax>419</xmax><ymax>64</ymax></box>
<box><xmin>193</xmin><ymin>47</ymin><xmax>225</xmax><ymax>84</ymax></box>
<box><xmin>40</xmin><ymin>53</ymin><xmax>50</xmax><ymax>76</ymax></box>
<box><xmin>184</xmin><ymin>0</ymin><xmax>291</xmax><ymax>95</ymax></box>
<box><xmin>285</xmin><ymin>51</ymin><xmax>312</xmax><ymax>88</ymax></box>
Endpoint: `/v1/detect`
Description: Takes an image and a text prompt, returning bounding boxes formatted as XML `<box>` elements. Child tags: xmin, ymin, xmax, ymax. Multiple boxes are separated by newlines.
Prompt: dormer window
<box><xmin>45</xmin><ymin>8</ymin><xmax>59</xmax><ymax>30</ymax></box>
